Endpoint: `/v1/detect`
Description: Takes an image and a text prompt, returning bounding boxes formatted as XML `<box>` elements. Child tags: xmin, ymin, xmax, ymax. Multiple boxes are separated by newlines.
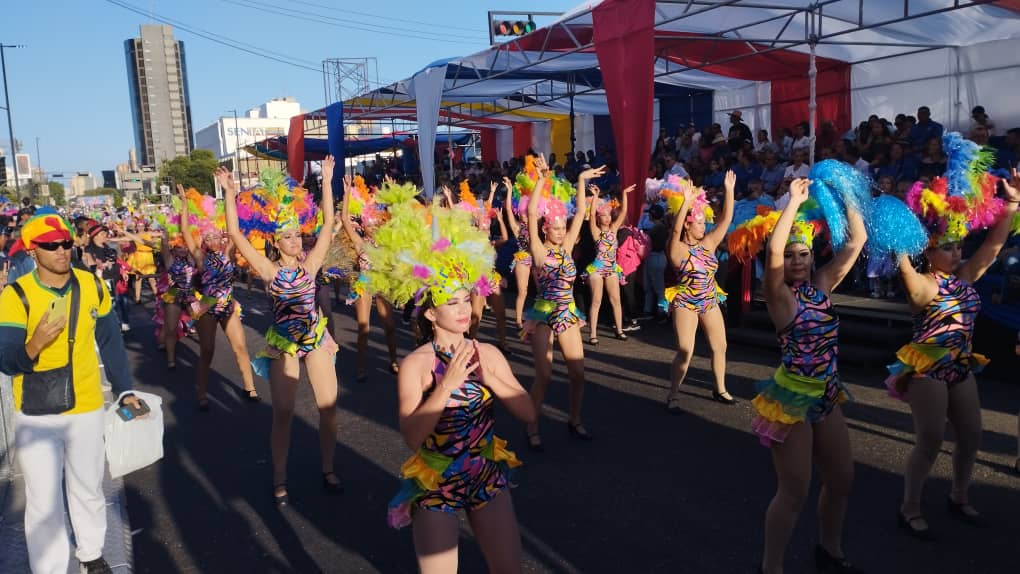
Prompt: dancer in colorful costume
<box><xmin>178</xmin><ymin>184</ymin><xmax>259</xmax><ymax>409</ymax></box>
<box><xmin>223</xmin><ymin>161</ymin><xmax>342</xmax><ymax>504</ymax></box>
<box><xmin>888</xmin><ymin>134</ymin><xmax>1020</xmax><ymax>538</ymax></box>
<box><xmin>744</xmin><ymin>169</ymin><xmax>867</xmax><ymax>574</ymax></box>
<box><xmin>341</xmin><ymin>174</ymin><xmax>399</xmax><ymax>381</ymax></box>
<box><xmin>365</xmin><ymin>177</ymin><xmax>534</xmax><ymax>574</ymax></box>
<box><xmin>521</xmin><ymin>156</ymin><xmax>604</xmax><ymax>450</ymax></box>
<box><xmin>663</xmin><ymin>171</ymin><xmax>736</xmax><ymax>411</ymax></box>
<box><xmin>504</xmin><ymin>163</ymin><xmax>539</xmax><ymax>328</ymax></box>
<box><xmin>155</xmin><ymin>223</ymin><xmax>195</xmax><ymax>370</ymax></box>
<box><xmin>585</xmin><ymin>183</ymin><xmax>634</xmax><ymax>344</ymax></box>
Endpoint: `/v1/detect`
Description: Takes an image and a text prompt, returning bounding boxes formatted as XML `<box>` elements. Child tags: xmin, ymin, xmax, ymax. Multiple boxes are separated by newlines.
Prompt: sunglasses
<box><xmin>35</xmin><ymin>240</ymin><xmax>75</xmax><ymax>252</ymax></box>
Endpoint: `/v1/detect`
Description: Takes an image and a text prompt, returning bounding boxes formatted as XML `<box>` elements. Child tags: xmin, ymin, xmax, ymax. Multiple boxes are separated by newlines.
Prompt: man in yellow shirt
<box><xmin>0</xmin><ymin>211</ymin><xmax>142</xmax><ymax>574</ymax></box>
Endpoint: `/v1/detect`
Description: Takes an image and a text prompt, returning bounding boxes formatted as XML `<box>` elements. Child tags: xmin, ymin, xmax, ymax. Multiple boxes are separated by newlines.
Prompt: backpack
<box><xmin>617</xmin><ymin>225</ymin><xmax>651</xmax><ymax>277</ymax></box>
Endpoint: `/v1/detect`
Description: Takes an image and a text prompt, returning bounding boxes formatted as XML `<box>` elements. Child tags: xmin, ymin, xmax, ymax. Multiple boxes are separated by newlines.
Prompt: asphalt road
<box><xmin>119</xmin><ymin>285</ymin><xmax>1020</xmax><ymax>574</ymax></box>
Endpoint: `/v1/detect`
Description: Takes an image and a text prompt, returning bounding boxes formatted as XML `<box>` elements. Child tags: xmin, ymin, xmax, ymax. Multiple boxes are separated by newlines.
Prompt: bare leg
<box><xmin>556</xmin><ymin>324</ymin><xmax>587</xmax><ymax>427</ymax></box>
<box><xmin>812</xmin><ymin>407</ymin><xmax>854</xmax><ymax>559</ymax></box>
<box><xmin>698</xmin><ymin>306</ymin><xmax>730</xmax><ymax>396</ymax></box>
<box><xmin>901</xmin><ymin>377</ymin><xmax>949</xmax><ymax>522</ymax></box>
<box><xmin>603</xmin><ymin>274</ymin><xmax>624</xmax><ymax>335</ymax></box>
<box><xmin>490</xmin><ymin>288</ymin><xmax>507</xmax><ymax>348</ymax></box>
<box><xmin>147</xmin><ymin>277</ymin><xmax>158</xmax><ymax>301</ymax></box>
<box><xmin>195</xmin><ymin>314</ymin><xmax>218</xmax><ymax>402</ymax></box>
<box><xmin>762</xmin><ymin>422</ymin><xmax>813</xmax><ymax>574</ymax></box>
<box><xmin>587</xmin><ymin>274</ymin><xmax>604</xmax><ymax>340</ymax></box>
<box><xmin>669</xmin><ymin>308</ymin><xmax>699</xmax><ymax>398</ymax></box>
<box><xmin>163</xmin><ymin>303</ymin><xmax>182</xmax><ymax>366</ymax></box>
<box><xmin>375</xmin><ymin>297</ymin><xmax>399</xmax><ymax>369</ymax></box>
<box><xmin>133</xmin><ymin>274</ymin><xmax>142</xmax><ymax>303</ymax></box>
<box><xmin>316</xmin><ymin>285</ymin><xmax>336</xmax><ymax>341</ymax></box>
<box><xmin>412</xmin><ymin>510</ymin><xmax>460</xmax><ymax>574</ymax></box>
<box><xmin>513</xmin><ymin>264</ymin><xmax>531</xmax><ymax>328</ymax></box>
<box><xmin>304</xmin><ymin>346</ymin><xmax>340</xmax><ymax>476</ymax></box>
<box><xmin>526</xmin><ymin>325</ymin><xmax>555</xmax><ymax>438</ymax></box>
<box><xmin>269</xmin><ymin>354</ymin><xmax>300</xmax><ymax>497</ymax></box>
<box><xmin>354</xmin><ymin>295</ymin><xmax>372</xmax><ymax>377</ymax></box>
<box><xmin>468</xmin><ymin>492</ymin><xmax>523</xmax><ymax>574</ymax></box>
<box><xmin>946</xmin><ymin>376</ymin><xmax>982</xmax><ymax>511</ymax></box>
<box><xmin>469</xmin><ymin>293</ymin><xmax>485</xmax><ymax>339</ymax></box>
<box><xmin>221</xmin><ymin>312</ymin><xmax>256</xmax><ymax>394</ymax></box>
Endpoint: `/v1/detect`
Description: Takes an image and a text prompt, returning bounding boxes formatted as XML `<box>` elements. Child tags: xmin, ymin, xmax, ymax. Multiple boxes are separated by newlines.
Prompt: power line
<box><xmin>284</xmin><ymin>0</ymin><xmax>481</xmax><ymax>33</ymax></box>
<box><xmin>102</xmin><ymin>0</ymin><xmax>398</xmax><ymax>88</ymax></box>
<box><xmin>219</xmin><ymin>0</ymin><xmax>487</xmax><ymax>46</ymax></box>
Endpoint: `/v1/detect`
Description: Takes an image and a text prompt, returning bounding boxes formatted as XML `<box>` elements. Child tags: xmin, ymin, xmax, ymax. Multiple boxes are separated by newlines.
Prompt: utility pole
<box><xmin>1</xmin><ymin>44</ymin><xmax>25</xmax><ymax>198</ymax></box>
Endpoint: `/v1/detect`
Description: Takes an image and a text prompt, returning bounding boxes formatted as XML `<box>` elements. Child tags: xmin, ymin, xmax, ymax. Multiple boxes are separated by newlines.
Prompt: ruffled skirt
<box><xmin>884</xmin><ymin>342</ymin><xmax>988</xmax><ymax>401</ymax></box>
<box><xmin>751</xmin><ymin>365</ymin><xmax>848</xmax><ymax>447</ymax></box>
<box><xmin>252</xmin><ymin>315</ymin><xmax>339</xmax><ymax>378</ymax></box>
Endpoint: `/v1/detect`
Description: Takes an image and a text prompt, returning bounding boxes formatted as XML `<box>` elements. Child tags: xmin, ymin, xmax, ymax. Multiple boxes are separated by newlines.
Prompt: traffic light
<box><xmin>493</xmin><ymin>17</ymin><xmax>536</xmax><ymax>37</ymax></box>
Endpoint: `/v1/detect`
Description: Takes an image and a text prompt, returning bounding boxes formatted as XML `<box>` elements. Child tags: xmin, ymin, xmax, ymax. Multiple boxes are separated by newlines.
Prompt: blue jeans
<box><xmin>643</xmin><ymin>252</ymin><xmax>667</xmax><ymax>314</ymax></box>
<box><xmin>114</xmin><ymin>293</ymin><xmax>131</xmax><ymax>325</ymax></box>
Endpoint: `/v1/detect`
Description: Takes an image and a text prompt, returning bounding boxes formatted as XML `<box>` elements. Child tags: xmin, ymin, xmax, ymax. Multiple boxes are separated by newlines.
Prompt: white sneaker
<box><xmin>121</xmin><ymin>323</ymin><xmax>131</xmax><ymax>332</ymax></box>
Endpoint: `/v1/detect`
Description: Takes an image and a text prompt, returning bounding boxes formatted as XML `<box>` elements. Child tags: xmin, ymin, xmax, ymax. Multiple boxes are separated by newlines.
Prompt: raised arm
<box><xmin>587</xmin><ymin>183</ymin><xmax>601</xmax><ymax>239</ymax></box>
<box><xmin>704</xmin><ymin>170</ymin><xmax>736</xmax><ymax>249</ymax></box>
<box><xmin>493</xmin><ymin>207</ymin><xmax>509</xmax><ymax>248</ymax></box>
<box><xmin>815</xmin><ymin>207</ymin><xmax>867</xmax><ymax>295</ymax></box>
<box><xmin>763</xmin><ymin>178</ymin><xmax>809</xmax><ymax>329</ymax></box>
<box><xmin>611</xmin><ymin>184</ymin><xmax>634</xmax><ymax>232</ymax></box>
<box><xmin>502</xmin><ymin>176</ymin><xmax>522</xmax><ymax>237</ymax></box>
<box><xmin>340</xmin><ymin>177</ymin><xmax>364</xmax><ymax>252</ymax></box>
<box><xmin>177</xmin><ymin>184</ymin><xmax>203</xmax><ymax>263</ymax></box>
<box><xmin>567</xmin><ymin>165</ymin><xmax>605</xmax><ymax>247</ymax></box>
<box><xmin>897</xmin><ymin>253</ymin><xmax>938</xmax><ymax>312</ymax></box>
<box><xmin>958</xmin><ymin>169</ymin><xmax>1020</xmax><ymax>283</ymax></box>
<box><xmin>667</xmin><ymin>182</ymin><xmax>695</xmax><ymax>268</ymax></box>
<box><xmin>527</xmin><ymin>173</ymin><xmax>547</xmax><ymax>264</ymax></box>
<box><xmin>303</xmin><ymin>156</ymin><xmax>337</xmax><ymax>274</ymax></box>
<box><xmin>158</xmin><ymin>227</ymin><xmax>173</xmax><ymax>267</ymax></box>
<box><xmin>219</xmin><ymin>167</ymin><xmax>275</xmax><ymax>279</ymax></box>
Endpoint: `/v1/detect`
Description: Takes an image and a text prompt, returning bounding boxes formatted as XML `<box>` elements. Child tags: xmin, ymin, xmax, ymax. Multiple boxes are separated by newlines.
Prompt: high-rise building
<box><xmin>124</xmin><ymin>25</ymin><xmax>194</xmax><ymax>167</ymax></box>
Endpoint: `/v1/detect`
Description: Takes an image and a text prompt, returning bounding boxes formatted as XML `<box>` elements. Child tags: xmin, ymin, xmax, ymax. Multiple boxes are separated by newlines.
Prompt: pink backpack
<box><xmin>617</xmin><ymin>226</ymin><xmax>650</xmax><ymax>276</ymax></box>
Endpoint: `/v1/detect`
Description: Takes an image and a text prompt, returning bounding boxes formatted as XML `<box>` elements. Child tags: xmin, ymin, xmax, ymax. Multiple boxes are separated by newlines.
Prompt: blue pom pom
<box><xmin>808</xmin><ymin>160</ymin><xmax>872</xmax><ymax>250</ymax></box>
<box><xmin>942</xmin><ymin>131</ymin><xmax>977</xmax><ymax>198</ymax></box>
<box><xmin>866</xmin><ymin>195</ymin><xmax>927</xmax><ymax>258</ymax></box>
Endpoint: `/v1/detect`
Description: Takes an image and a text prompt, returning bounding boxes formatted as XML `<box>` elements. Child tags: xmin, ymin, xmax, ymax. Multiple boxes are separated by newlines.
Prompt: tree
<box><xmin>48</xmin><ymin>181</ymin><xmax>66</xmax><ymax>206</ymax></box>
<box><xmin>158</xmin><ymin>149</ymin><xmax>219</xmax><ymax>195</ymax></box>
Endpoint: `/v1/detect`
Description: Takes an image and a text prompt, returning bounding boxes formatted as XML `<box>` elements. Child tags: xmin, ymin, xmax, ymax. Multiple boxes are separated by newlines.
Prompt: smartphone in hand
<box><xmin>47</xmin><ymin>296</ymin><xmax>68</xmax><ymax>324</ymax></box>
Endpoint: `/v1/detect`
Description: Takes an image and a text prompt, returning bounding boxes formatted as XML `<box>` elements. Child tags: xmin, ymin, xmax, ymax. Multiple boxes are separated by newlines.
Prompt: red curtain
<box><xmin>512</xmin><ymin>123</ymin><xmax>533</xmax><ymax>158</ymax></box>
<box><xmin>593</xmin><ymin>0</ymin><xmax>656</xmax><ymax>225</ymax></box>
<box><xmin>287</xmin><ymin>114</ymin><xmax>305</xmax><ymax>182</ymax></box>
<box><xmin>770</xmin><ymin>65</ymin><xmax>851</xmax><ymax>139</ymax></box>
<box><xmin>479</xmin><ymin>128</ymin><xmax>497</xmax><ymax>164</ymax></box>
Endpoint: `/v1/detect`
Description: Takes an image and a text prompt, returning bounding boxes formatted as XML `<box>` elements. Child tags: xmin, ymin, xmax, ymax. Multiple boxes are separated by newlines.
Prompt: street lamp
<box><xmin>226</xmin><ymin>109</ymin><xmax>241</xmax><ymax>187</ymax></box>
<box><xmin>1</xmin><ymin>44</ymin><xmax>25</xmax><ymax>198</ymax></box>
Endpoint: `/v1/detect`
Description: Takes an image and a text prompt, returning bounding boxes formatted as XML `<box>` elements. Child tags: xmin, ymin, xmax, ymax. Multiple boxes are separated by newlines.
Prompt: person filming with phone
<box><xmin>0</xmin><ymin>212</ymin><xmax>142</xmax><ymax>574</ymax></box>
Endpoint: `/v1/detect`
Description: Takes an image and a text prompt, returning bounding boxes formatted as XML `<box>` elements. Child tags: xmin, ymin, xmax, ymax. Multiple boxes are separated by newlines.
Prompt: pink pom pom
<box><xmin>412</xmin><ymin>265</ymin><xmax>430</xmax><ymax>279</ymax></box>
<box><xmin>432</xmin><ymin>238</ymin><xmax>451</xmax><ymax>252</ymax></box>
<box><xmin>474</xmin><ymin>276</ymin><xmax>493</xmax><ymax>297</ymax></box>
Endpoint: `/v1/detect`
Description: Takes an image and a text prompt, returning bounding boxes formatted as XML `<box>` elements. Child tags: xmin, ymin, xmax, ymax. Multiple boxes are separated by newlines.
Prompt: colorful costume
<box><xmin>751</xmin><ymin>282</ymin><xmax>850</xmax><ymax>447</ymax></box>
<box><xmin>128</xmin><ymin>233</ymin><xmax>157</xmax><ymax>276</ymax></box>
<box><xmin>161</xmin><ymin>256</ymin><xmax>197</xmax><ymax>308</ymax></box>
<box><xmin>585</xmin><ymin>230</ymin><xmax>625</xmax><ymax>281</ymax></box>
<box><xmin>511</xmin><ymin>228</ymin><xmax>533</xmax><ymax>270</ymax></box>
<box><xmin>387</xmin><ymin>345</ymin><xmax>521</xmax><ymax>529</ymax></box>
<box><xmin>885</xmin><ymin>272</ymin><xmax>987</xmax><ymax>399</ymax></box>
<box><xmin>522</xmin><ymin>247</ymin><xmax>585</xmax><ymax>338</ymax></box>
<box><xmin>193</xmin><ymin>251</ymin><xmax>240</xmax><ymax>321</ymax></box>
<box><xmin>665</xmin><ymin>243</ymin><xmax>727</xmax><ymax>313</ymax></box>
<box><xmin>346</xmin><ymin>250</ymin><xmax>372</xmax><ymax>304</ymax></box>
<box><xmin>252</xmin><ymin>265</ymin><xmax>338</xmax><ymax>377</ymax></box>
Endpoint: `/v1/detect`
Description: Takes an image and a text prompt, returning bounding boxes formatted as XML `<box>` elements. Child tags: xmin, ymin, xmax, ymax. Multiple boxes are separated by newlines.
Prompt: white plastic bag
<box><xmin>104</xmin><ymin>390</ymin><xmax>164</xmax><ymax>479</ymax></box>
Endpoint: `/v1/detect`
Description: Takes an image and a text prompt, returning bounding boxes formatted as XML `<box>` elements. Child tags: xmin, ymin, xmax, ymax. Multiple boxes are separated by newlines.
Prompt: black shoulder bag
<box><xmin>12</xmin><ymin>275</ymin><xmax>81</xmax><ymax>415</ymax></box>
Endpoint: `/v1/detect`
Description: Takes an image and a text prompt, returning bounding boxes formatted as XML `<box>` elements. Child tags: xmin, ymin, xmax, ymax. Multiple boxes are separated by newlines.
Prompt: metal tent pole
<box><xmin>808</xmin><ymin>41</ymin><xmax>817</xmax><ymax>166</ymax></box>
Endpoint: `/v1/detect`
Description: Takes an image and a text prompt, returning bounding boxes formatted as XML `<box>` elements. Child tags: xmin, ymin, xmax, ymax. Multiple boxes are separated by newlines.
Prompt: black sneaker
<box><xmin>81</xmin><ymin>557</ymin><xmax>113</xmax><ymax>574</ymax></box>
<box><xmin>621</xmin><ymin>323</ymin><xmax>641</xmax><ymax>333</ymax></box>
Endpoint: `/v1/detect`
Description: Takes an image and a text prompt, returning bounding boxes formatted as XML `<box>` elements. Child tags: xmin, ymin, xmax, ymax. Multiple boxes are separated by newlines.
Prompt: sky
<box><xmin>2</xmin><ymin>0</ymin><xmax>580</xmax><ymax>179</ymax></box>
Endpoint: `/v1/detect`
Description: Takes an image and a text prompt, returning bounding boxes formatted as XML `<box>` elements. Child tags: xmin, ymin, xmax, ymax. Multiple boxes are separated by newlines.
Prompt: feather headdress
<box><xmin>362</xmin><ymin>180</ymin><xmax>496</xmax><ymax>307</ymax></box>
<box><xmin>236</xmin><ymin>168</ymin><xmax>320</xmax><ymax>240</ymax></box>
<box><xmin>655</xmin><ymin>175</ymin><xmax>714</xmax><ymax>223</ymax></box>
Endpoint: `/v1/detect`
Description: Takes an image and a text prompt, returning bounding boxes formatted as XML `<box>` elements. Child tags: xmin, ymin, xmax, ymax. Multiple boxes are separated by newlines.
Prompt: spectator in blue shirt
<box><xmin>909</xmin><ymin>106</ymin><xmax>943</xmax><ymax>152</ymax></box>
<box><xmin>732</xmin><ymin>150</ymin><xmax>763</xmax><ymax>195</ymax></box>
<box><xmin>759</xmin><ymin>152</ymin><xmax>785</xmax><ymax>197</ymax></box>
<box><xmin>703</xmin><ymin>158</ymin><xmax>725</xmax><ymax>192</ymax></box>
<box><xmin>875</xmin><ymin>142</ymin><xmax>918</xmax><ymax>184</ymax></box>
